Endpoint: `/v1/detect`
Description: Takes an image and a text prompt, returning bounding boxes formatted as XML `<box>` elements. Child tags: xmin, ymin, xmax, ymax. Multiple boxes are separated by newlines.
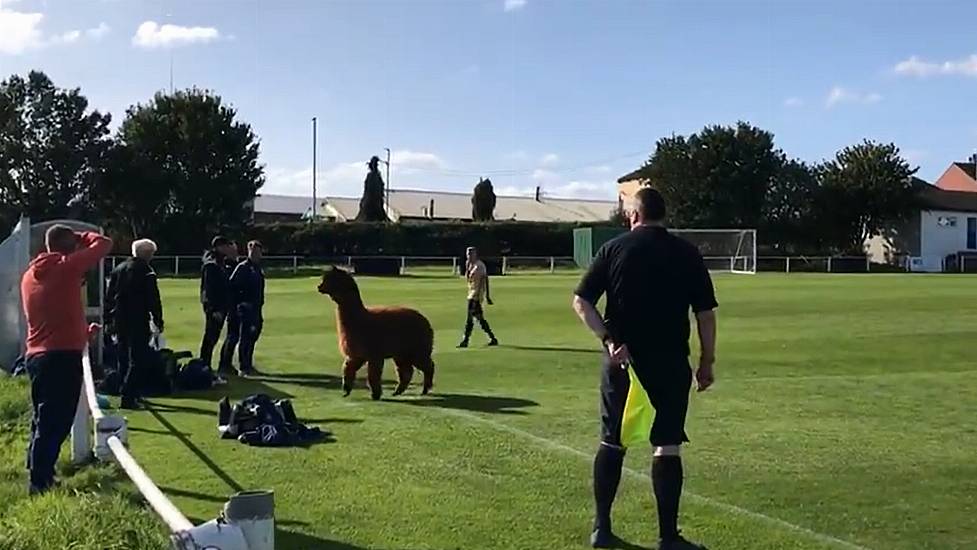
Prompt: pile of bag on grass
<box><xmin>97</xmin><ymin>333</ymin><xmax>222</xmax><ymax>398</ymax></box>
<box><xmin>218</xmin><ymin>394</ymin><xmax>331</xmax><ymax>447</ymax></box>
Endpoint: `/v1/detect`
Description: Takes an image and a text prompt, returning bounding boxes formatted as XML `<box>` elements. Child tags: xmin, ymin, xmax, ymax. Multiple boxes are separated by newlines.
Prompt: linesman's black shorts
<box><xmin>599</xmin><ymin>350</ymin><xmax>692</xmax><ymax>448</ymax></box>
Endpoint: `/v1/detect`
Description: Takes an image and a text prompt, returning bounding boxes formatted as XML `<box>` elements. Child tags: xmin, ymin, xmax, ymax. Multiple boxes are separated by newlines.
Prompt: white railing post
<box><xmin>785</xmin><ymin>256</ymin><xmax>791</xmax><ymax>274</ymax></box>
<box><xmin>729</xmin><ymin>256</ymin><xmax>735</xmax><ymax>271</ymax></box>
<box><xmin>827</xmin><ymin>257</ymin><xmax>833</xmax><ymax>273</ymax></box>
<box><xmin>502</xmin><ymin>257</ymin><xmax>508</xmax><ymax>275</ymax></box>
<box><xmin>400</xmin><ymin>256</ymin><xmax>406</xmax><ymax>275</ymax></box>
<box><xmin>451</xmin><ymin>256</ymin><xmax>458</xmax><ymax>275</ymax></box>
<box><xmin>292</xmin><ymin>256</ymin><xmax>298</xmax><ymax>274</ymax></box>
<box><xmin>865</xmin><ymin>256</ymin><xmax>871</xmax><ymax>273</ymax></box>
<box><xmin>71</xmin><ymin>379</ymin><xmax>91</xmax><ymax>464</ymax></box>
<box><xmin>549</xmin><ymin>256</ymin><xmax>555</xmax><ymax>273</ymax></box>
<box><xmin>174</xmin><ymin>256</ymin><xmax>180</xmax><ymax>277</ymax></box>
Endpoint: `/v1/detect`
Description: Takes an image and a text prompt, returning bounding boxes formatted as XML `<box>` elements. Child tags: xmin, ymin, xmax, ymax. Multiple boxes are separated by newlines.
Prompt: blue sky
<box><xmin>2</xmin><ymin>0</ymin><xmax>976</xmax><ymax>200</ymax></box>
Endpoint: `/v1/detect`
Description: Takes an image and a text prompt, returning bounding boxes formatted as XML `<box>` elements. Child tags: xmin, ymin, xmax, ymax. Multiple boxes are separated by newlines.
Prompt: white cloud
<box><xmin>539</xmin><ymin>153</ymin><xmax>560</xmax><ymax>167</ymax></box>
<box><xmin>505</xmin><ymin>150</ymin><xmax>529</xmax><ymax>162</ymax></box>
<box><xmin>0</xmin><ymin>1</ymin><xmax>110</xmax><ymax>55</ymax></box>
<box><xmin>784</xmin><ymin>97</ymin><xmax>804</xmax><ymax>107</ymax></box>
<box><xmin>496</xmin><ymin>168</ymin><xmax>617</xmax><ymax>200</ymax></box>
<box><xmin>87</xmin><ymin>22</ymin><xmax>110</xmax><ymax>40</ymax></box>
<box><xmin>902</xmin><ymin>149</ymin><xmax>928</xmax><ymax>165</ymax></box>
<box><xmin>390</xmin><ymin>150</ymin><xmax>445</xmax><ymax>173</ymax></box>
<box><xmin>894</xmin><ymin>54</ymin><xmax>977</xmax><ymax>78</ymax></box>
<box><xmin>133</xmin><ymin>21</ymin><xmax>220</xmax><ymax>49</ymax></box>
<box><xmin>504</xmin><ymin>0</ymin><xmax>527</xmax><ymax>12</ymax></box>
<box><xmin>265</xmin><ymin>161</ymin><xmax>367</xmax><ymax>198</ymax></box>
<box><xmin>0</xmin><ymin>4</ymin><xmax>44</xmax><ymax>54</ymax></box>
<box><xmin>825</xmin><ymin>86</ymin><xmax>882</xmax><ymax>108</ymax></box>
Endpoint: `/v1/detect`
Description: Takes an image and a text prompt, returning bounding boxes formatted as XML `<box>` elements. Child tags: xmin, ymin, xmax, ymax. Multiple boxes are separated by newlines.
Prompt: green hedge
<box><xmin>248</xmin><ymin>221</ymin><xmax>602</xmax><ymax>257</ymax></box>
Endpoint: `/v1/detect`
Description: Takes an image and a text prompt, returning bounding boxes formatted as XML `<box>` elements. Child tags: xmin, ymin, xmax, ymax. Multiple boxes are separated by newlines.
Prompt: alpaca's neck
<box><xmin>334</xmin><ymin>290</ymin><xmax>366</xmax><ymax>324</ymax></box>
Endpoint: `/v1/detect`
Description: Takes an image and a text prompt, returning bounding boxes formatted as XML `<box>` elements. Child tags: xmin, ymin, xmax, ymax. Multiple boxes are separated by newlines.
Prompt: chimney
<box><xmin>429</xmin><ymin>199</ymin><xmax>435</xmax><ymax>219</ymax></box>
<box><xmin>534</xmin><ymin>186</ymin><xmax>541</xmax><ymax>202</ymax></box>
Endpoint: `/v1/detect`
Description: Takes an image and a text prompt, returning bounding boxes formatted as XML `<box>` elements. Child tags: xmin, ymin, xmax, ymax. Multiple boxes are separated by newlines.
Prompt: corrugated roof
<box><xmin>254</xmin><ymin>190</ymin><xmax>615</xmax><ymax>223</ymax></box>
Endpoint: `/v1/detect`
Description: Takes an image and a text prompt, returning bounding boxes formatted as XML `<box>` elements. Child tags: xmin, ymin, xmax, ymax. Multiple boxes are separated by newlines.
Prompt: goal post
<box><xmin>671</xmin><ymin>229</ymin><xmax>757</xmax><ymax>274</ymax></box>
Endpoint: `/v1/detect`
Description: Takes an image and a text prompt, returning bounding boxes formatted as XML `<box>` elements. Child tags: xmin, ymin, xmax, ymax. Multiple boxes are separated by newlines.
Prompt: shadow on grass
<box><xmin>163</xmin><ymin>486</ymin><xmax>228</xmax><ymax>503</ymax></box>
<box><xmin>503</xmin><ymin>344</ymin><xmax>600</xmax><ymax>355</ymax></box>
<box><xmin>145</xmin><ymin>404</ymin><xmax>245</xmax><ymax>493</ymax></box>
<box><xmin>165</xmin><ymin>376</ymin><xmax>295</xmax><ymax>401</ymax></box>
<box><xmin>276</xmin><ymin>529</ymin><xmax>376</xmax><ymax>550</ymax></box>
<box><xmin>395</xmin><ymin>392</ymin><xmax>538</xmax><ymax>415</ymax></box>
<box><xmin>258</xmin><ymin>371</ymin><xmax>406</xmax><ymax>392</ymax></box>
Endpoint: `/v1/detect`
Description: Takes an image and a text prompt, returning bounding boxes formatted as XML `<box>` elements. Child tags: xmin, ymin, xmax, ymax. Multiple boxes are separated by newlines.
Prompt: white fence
<box><xmin>107</xmin><ymin>254</ymin><xmax>977</xmax><ymax>277</ymax></box>
<box><xmin>72</xmin><ymin>348</ymin><xmax>275</xmax><ymax>550</ymax></box>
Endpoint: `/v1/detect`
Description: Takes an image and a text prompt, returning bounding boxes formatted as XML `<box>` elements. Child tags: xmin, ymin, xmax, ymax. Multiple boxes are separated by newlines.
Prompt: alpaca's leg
<box><xmin>392</xmin><ymin>357</ymin><xmax>414</xmax><ymax>396</ymax></box>
<box><xmin>342</xmin><ymin>358</ymin><xmax>365</xmax><ymax>397</ymax></box>
<box><xmin>416</xmin><ymin>356</ymin><xmax>435</xmax><ymax>395</ymax></box>
<box><xmin>367</xmin><ymin>359</ymin><xmax>384</xmax><ymax>401</ymax></box>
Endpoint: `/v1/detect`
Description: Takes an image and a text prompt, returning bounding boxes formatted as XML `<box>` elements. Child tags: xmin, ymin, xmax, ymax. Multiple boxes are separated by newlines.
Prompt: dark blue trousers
<box><xmin>238</xmin><ymin>305</ymin><xmax>263</xmax><ymax>372</ymax></box>
<box><xmin>26</xmin><ymin>351</ymin><xmax>83</xmax><ymax>494</ymax></box>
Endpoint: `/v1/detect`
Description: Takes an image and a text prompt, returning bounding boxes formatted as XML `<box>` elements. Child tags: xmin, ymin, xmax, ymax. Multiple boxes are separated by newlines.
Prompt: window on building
<box><xmin>968</xmin><ymin>217</ymin><xmax>977</xmax><ymax>250</ymax></box>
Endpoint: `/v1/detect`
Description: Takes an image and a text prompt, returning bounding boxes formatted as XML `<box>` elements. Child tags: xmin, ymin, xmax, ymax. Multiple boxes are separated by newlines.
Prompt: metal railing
<box><xmin>71</xmin><ymin>348</ymin><xmax>274</xmax><ymax>550</ymax></box>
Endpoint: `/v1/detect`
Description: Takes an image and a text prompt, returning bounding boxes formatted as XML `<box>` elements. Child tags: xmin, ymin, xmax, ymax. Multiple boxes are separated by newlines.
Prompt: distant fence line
<box><xmin>105</xmin><ymin>254</ymin><xmax>977</xmax><ymax>276</ymax></box>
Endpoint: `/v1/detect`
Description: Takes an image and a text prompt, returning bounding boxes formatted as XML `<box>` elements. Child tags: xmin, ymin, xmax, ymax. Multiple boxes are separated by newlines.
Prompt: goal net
<box><xmin>672</xmin><ymin>229</ymin><xmax>757</xmax><ymax>274</ymax></box>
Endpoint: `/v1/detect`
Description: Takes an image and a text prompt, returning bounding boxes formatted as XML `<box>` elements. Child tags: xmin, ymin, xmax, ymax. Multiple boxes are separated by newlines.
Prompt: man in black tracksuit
<box><xmin>225</xmin><ymin>240</ymin><xmax>265</xmax><ymax>376</ymax></box>
<box><xmin>200</xmin><ymin>236</ymin><xmax>237</xmax><ymax>374</ymax></box>
<box><xmin>105</xmin><ymin>239</ymin><xmax>164</xmax><ymax>409</ymax></box>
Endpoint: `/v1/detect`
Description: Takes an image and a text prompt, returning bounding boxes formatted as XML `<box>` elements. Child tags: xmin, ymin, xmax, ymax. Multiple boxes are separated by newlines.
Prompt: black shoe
<box><xmin>218</xmin><ymin>397</ymin><xmax>231</xmax><ymax>426</ymax></box>
<box><xmin>457</xmin><ymin>340</ymin><xmax>469</xmax><ymax>348</ymax></box>
<box><xmin>240</xmin><ymin>367</ymin><xmax>262</xmax><ymax>377</ymax></box>
<box><xmin>591</xmin><ymin>529</ymin><xmax>624</xmax><ymax>549</ymax></box>
<box><xmin>487</xmin><ymin>338</ymin><xmax>499</xmax><ymax>346</ymax></box>
<box><xmin>659</xmin><ymin>533</ymin><xmax>707</xmax><ymax>550</ymax></box>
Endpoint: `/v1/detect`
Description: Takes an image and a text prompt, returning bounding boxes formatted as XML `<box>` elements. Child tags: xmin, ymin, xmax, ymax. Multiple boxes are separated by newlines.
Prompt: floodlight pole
<box><xmin>384</xmin><ymin>147</ymin><xmax>391</xmax><ymax>217</ymax></box>
<box><xmin>312</xmin><ymin>117</ymin><xmax>318</xmax><ymax>222</ymax></box>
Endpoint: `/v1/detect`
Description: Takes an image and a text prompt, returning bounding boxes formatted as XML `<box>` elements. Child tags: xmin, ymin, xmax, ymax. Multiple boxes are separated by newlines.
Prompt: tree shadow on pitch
<box><xmin>396</xmin><ymin>392</ymin><xmax>539</xmax><ymax>415</ymax></box>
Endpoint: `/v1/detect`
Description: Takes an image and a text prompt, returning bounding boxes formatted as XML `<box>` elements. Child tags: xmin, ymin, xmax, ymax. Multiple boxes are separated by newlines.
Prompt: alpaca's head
<box><xmin>317</xmin><ymin>266</ymin><xmax>358</xmax><ymax>300</ymax></box>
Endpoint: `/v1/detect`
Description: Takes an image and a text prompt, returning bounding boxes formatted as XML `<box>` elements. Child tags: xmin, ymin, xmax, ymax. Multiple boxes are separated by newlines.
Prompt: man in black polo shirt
<box><xmin>572</xmin><ymin>187</ymin><xmax>718</xmax><ymax>550</ymax></box>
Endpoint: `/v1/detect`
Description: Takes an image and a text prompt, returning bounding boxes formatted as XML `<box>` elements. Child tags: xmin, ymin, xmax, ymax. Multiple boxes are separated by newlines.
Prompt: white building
<box><xmin>868</xmin><ymin>185</ymin><xmax>977</xmax><ymax>271</ymax></box>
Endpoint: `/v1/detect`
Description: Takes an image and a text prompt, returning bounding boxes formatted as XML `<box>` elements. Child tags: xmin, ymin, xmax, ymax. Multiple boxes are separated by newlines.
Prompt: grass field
<box><xmin>3</xmin><ymin>273</ymin><xmax>977</xmax><ymax>550</ymax></box>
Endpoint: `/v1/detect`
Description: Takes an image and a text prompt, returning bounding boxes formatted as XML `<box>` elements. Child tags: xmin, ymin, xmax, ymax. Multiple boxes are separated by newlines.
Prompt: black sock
<box><xmin>593</xmin><ymin>444</ymin><xmax>625</xmax><ymax>532</ymax></box>
<box><xmin>651</xmin><ymin>455</ymin><xmax>683</xmax><ymax>541</ymax></box>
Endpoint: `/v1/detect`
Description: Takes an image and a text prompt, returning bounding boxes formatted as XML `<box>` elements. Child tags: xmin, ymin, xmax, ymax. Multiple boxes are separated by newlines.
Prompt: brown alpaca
<box><xmin>317</xmin><ymin>266</ymin><xmax>435</xmax><ymax>400</ymax></box>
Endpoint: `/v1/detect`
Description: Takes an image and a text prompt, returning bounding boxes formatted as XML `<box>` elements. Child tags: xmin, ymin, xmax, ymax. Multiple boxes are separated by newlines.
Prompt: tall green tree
<box><xmin>761</xmin><ymin>159</ymin><xmax>819</xmax><ymax>252</ymax></box>
<box><xmin>0</xmin><ymin>71</ymin><xmax>112</xmax><ymax>233</ymax></box>
<box><xmin>472</xmin><ymin>177</ymin><xmax>497</xmax><ymax>221</ymax></box>
<box><xmin>98</xmin><ymin>89</ymin><xmax>264</xmax><ymax>249</ymax></box>
<box><xmin>642</xmin><ymin>122</ymin><xmax>782</xmax><ymax>229</ymax></box>
<box><xmin>814</xmin><ymin>140</ymin><xmax>918</xmax><ymax>252</ymax></box>
<box><xmin>356</xmin><ymin>156</ymin><xmax>387</xmax><ymax>222</ymax></box>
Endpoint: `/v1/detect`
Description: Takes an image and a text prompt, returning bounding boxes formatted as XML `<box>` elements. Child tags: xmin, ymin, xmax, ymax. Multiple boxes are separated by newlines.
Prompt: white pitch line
<box><xmin>434</xmin><ymin>406</ymin><xmax>871</xmax><ymax>550</ymax></box>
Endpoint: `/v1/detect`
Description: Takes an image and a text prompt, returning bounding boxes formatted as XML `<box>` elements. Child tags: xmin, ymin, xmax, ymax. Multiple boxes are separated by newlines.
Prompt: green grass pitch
<box><xmin>2</xmin><ymin>273</ymin><xmax>976</xmax><ymax>549</ymax></box>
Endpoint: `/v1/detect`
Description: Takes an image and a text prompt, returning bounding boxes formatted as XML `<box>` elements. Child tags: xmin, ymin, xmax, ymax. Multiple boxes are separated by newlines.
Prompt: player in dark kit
<box><xmin>199</xmin><ymin>236</ymin><xmax>237</xmax><ymax>374</ymax></box>
<box><xmin>224</xmin><ymin>240</ymin><xmax>266</xmax><ymax>376</ymax></box>
<box><xmin>572</xmin><ymin>187</ymin><xmax>718</xmax><ymax>550</ymax></box>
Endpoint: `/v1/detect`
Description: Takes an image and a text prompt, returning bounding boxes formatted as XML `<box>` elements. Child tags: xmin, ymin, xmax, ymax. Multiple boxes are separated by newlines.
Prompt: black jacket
<box><xmin>105</xmin><ymin>257</ymin><xmax>163</xmax><ymax>333</ymax></box>
<box><xmin>200</xmin><ymin>250</ymin><xmax>232</xmax><ymax>312</ymax></box>
<box><xmin>230</xmin><ymin>259</ymin><xmax>265</xmax><ymax>308</ymax></box>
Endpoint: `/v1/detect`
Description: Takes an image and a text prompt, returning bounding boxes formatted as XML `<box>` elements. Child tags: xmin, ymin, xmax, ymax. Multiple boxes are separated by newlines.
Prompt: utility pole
<box><xmin>384</xmin><ymin>147</ymin><xmax>391</xmax><ymax>216</ymax></box>
<box><xmin>312</xmin><ymin>117</ymin><xmax>318</xmax><ymax>222</ymax></box>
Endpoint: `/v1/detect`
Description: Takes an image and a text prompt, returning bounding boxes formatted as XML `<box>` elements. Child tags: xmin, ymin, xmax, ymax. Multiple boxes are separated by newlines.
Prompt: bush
<box><xmin>248</xmin><ymin>221</ymin><xmax>594</xmax><ymax>257</ymax></box>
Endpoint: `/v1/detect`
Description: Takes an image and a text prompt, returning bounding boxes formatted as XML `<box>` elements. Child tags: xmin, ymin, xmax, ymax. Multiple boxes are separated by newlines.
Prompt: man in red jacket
<box><xmin>21</xmin><ymin>225</ymin><xmax>112</xmax><ymax>494</ymax></box>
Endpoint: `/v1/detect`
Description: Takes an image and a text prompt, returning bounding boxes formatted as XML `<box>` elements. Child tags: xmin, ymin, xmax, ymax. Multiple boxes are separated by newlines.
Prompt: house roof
<box><xmin>617</xmin><ymin>168</ymin><xmax>648</xmax><ymax>184</ymax></box>
<box><xmin>952</xmin><ymin>162</ymin><xmax>976</xmax><ymax>180</ymax></box>
<box><xmin>254</xmin><ymin>189</ymin><xmax>616</xmax><ymax>223</ymax></box>
<box><xmin>918</xmin><ymin>184</ymin><xmax>977</xmax><ymax>213</ymax></box>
